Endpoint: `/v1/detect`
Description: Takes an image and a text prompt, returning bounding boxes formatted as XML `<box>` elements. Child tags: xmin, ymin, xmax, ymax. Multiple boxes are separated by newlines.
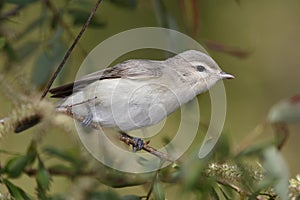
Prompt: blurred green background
<box><xmin>1</xmin><ymin>0</ymin><xmax>300</xmax><ymax>198</ymax></box>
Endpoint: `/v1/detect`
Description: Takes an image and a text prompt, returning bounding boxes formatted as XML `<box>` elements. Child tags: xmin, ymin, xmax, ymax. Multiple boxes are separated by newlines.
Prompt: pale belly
<box><xmin>60</xmin><ymin>78</ymin><xmax>196</xmax><ymax>131</ymax></box>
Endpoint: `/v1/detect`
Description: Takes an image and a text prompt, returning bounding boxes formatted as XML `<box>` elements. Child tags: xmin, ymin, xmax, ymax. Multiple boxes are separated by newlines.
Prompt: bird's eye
<box><xmin>196</xmin><ymin>65</ymin><xmax>206</xmax><ymax>72</ymax></box>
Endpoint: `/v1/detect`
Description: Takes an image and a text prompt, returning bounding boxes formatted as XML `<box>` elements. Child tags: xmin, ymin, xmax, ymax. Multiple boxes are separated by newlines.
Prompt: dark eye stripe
<box><xmin>196</xmin><ymin>65</ymin><xmax>206</xmax><ymax>72</ymax></box>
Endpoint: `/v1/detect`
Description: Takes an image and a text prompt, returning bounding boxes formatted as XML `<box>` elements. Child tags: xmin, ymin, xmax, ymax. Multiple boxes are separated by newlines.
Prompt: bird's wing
<box><xmin>49</xmin><ymin>59</ymin><xmax>163</xmax><ymax>98</ymax></box>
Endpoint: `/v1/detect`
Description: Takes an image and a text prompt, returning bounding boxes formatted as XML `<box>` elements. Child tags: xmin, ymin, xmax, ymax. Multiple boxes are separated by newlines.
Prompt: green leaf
<box><xmin>36</xmin><ymin>159</ymin><xmax>52</xmax><ymax>191</ymax></box>
<box><xmin>17</xmin><ymin>41</ymin><xmax>39</xmax><ymax>60</ymax></box>
<box><xmin>0</xmin><ymin>37</ymin><xmax>6</xmax><ymax>50</ymax></box>
<box><xmin>48</xmin><ymin>194</ymin><xmax>65</xmax><ymax>200</ymax></box>
<box><xmin>153</xmin><ymin>176</ymin><xmax>165</xmax><ymax>200</ymax></box>
<box><xmin>261</xmin><ymin>147</ymin><xmax>289</xmax><ymax>200</ymax></box>
<box><xmin>31</xmin><ymin>41</ymin><xmax>66</xmax><ymax>87</ymax></box>
<box><xmin>4</xmin><ymin>142</ymin><xmax>36</xmax><ymax>178</ymax></box>
<box><xmin>0</xmin><ymin>149</ymin><xmax>20</xmax><ymax>156</ymax></box>
<box><xmin>6</xmin><ymin>0</ymin><xmax>38</xmax><ymax>6</ymax></box>
<box><xmin>108</xmin><ymin>0</ymin><xmax>138</xmax><ymax>8</ymax></box>
<box><xmin>151</xmin><ymin>0</ymin><xmax>178</xmax><ymax>30</ymax></box>
<box><xmin>88</xmin><ymin>191</ymin><xmax>121</xmax><ymax>200</ymax></box>
<box><xmin>4</xmin><ymin>41</ymin><xmax>18</xmax><ymax>61</ymax></box>
<box><xmin>31</xmin><ymin>51</ymin><xmax>50</xmax><ymax>87</ymax></box>
<box><xmin>2</xmin><ymin>178</ymin><xmax>32</xmax><ymax>200</ymax></box>
<box><xmin>36</xmin><ymin>158</ymin><xmax>51</xmax><ymax>199</ymax></box>
<box><xmin>17</xmin><ymin>17</ymin><xmax>45</xmax><ymax>40</ymax></box>
<box><xmin>48</xmin><ymin>26</ymin><xmax>64</xmax><ymax>45</ymax></box>
<box><xmin>152</xmin><ymin>0</ymin><xmax>168</xmax><ymax>28</ymax></box>
<box><xmin>26</xmin><ymin>141</ymin><xmax>37</xmax><ymax>166</ymax></box>
<box><xmin>48</xmin><ymin>164</ymin><xmax>74</xmax><ymax>174</ymax></box>
<box><xmin>5</xmin><ymin>155</ymin><xmax>29</xmax><ymax>178</ymax></box>
<box><xmin>218</xmin><ymin>186</ymin><xmax>233</xmax><ymax>200</ymax></box>
<box><xmin>122</xmin><ymin>195</ymin><xmax>141</xmax><ymax>200</ymax></box>
<box><xmin>268</xmin><ymin>94</ymin><xmax>300</xmax><ymax>123</ymax></box>
<box><xmin>236</xmin><ymin>143</ymin><xmax>272</xmax><ymax>157</ymax></box>
<box><xmin>43</xmin><ymin>146</ymin><xmax>78</xmax><ymax>164</ymax></box>
<box><xmin>68</xmin><ymin>9</ymin><xmax>106</xmax><ymax>28</ymax></box>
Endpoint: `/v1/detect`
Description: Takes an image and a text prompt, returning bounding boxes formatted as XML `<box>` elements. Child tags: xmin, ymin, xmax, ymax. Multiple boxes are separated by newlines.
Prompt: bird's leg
<box><xmin>132</xmin><ymin>137</ymin><xmax>145</xmax><ymax>152</ymax></box>
<box><xmin>82</xmin><ymin>111</ymin><xmax>93</xmax><ymax>126</ymax></box>
<box><xmin>81</xmin><ymin>96</ymin><xmax>98</xmax><ymax>127</ymax></box>
<box><xmin>119</xmin><ymin>131</ymin><xmax>145</xmax><ymax>152</ymax></box>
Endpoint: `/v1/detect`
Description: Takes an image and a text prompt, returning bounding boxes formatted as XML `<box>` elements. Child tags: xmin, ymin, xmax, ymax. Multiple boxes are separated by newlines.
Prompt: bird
<box><xmin>14</xmin><ymin>50</ymin><xmax>234</xmax><ymax>136</ymax></box>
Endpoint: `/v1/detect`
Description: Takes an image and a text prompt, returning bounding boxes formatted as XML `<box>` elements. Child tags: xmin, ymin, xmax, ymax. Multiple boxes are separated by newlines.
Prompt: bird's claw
<box><xmin>132</xmin><ymin>137</ymin><xmax>144</xmax><ymax>152</ymax></box>
<box><xmin>82</xmin><ymin>112</ymin><xmax>93</xmax><ymax>126</ymax></box>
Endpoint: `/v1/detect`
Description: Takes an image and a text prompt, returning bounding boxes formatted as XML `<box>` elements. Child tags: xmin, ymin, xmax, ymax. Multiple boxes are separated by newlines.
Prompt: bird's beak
<box><xmin>220</xmin><ymin>71</ymin><xmax>235</xmax><ymax>79</ymax></box>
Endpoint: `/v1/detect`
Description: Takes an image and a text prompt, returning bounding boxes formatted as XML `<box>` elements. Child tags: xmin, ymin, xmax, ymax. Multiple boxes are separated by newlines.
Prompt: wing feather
<box><xmin>49</xmin><ymin>59</ymin><xmax>163</xmax><ymax>98</ymax></box>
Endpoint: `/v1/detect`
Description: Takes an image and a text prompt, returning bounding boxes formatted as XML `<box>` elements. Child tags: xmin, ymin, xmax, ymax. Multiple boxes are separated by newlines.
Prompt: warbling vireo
<box><xmin>15</xmin><ymin>50</ymin><xmax>234</xmax><ymax>134</ymax></box>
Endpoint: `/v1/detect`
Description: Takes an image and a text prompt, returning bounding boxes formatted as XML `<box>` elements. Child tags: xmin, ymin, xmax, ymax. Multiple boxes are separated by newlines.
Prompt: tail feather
<box><xmin>49</xmin><ymin>82</ymin><xmax>74</xmax><ymax>98</ymax></box>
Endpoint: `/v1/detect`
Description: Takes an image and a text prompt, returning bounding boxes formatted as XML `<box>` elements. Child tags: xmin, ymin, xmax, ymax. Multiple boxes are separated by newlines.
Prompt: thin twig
<box><xmin>40</xmin><ymin>0</ymin><xmax>103</xmax><ymax>99</ymax></box>
<box><xmin>217</xmin><ymin>179</ymin><xmax>252</xmax><ymax>197</ymax></box>
<box><xmin>218</xmin><ymin>179</ymin><xmax>275</xmax><ymax>200</ymax></box>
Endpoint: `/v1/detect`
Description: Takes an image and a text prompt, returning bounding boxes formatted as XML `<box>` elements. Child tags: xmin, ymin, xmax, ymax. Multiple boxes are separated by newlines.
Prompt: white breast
<box><xmin>59</xmin><ymin>72</ymin><xmax>197</xmax><ymax>131</ymax></box>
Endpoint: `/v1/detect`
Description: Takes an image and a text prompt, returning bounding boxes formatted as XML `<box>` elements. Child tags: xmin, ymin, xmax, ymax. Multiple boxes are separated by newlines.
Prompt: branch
<box><xmin>217</xmin><ymin>179</ymin><xmax>252</xmax><ymax>197</ymax></box>
<box><xmin>40</xmin><ymin>0</ymin><xmax>103</xmax><ymax>99</ymax></box>
<box><xmin>119</xmin><ymin>132</ymin><xmax>174</xmax><ymax>162</ymax></box>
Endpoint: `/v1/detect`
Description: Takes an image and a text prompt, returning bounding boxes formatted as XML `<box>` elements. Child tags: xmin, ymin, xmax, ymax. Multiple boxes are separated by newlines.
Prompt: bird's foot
<box><xmin>132</xmin><ymin>137</ymin><xmax>145</xmax><ymax>152</ymax></box>
<box><xmin>82</xmin><ymin>112</ymin><xmax>93</xmax><ymax>126</ymax></box>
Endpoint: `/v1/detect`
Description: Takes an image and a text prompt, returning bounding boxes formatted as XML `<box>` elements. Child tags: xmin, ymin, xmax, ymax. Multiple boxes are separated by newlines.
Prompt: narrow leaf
<box><xmin>88</xmin><ymin>191</ymin><xmax>121</xmax><ymax>200</ymax></box>
<box><xmin>48</xmin><ymin>164</ymin><xmax>74</xmax><ymax>174</ymax></box>
<box><xmin>17</xmin><ymin>17</ymin><xmax>45</xmax><ymax>40</ymax></box>
<box><xmin>108</xmin><ymin>0</ymin><xmax>137</xmax><ymax>9</ymax></box>
<box><xmin>3</xmin><ymin>178</ymin><xmax>32</xmax><ymax>200</ymax></box>
<box><xmin>4</xmin><ymin>142</ymin><xmax>36</xmax><ymax>178</ymax></box>
<box><xmin>4</xmin><ymin>41</ymin><xmax>18</xmax><ymax>61</ymax></box>
<box><xmin>122</xmin><ymin>195</ymin><xmax>141</xmax><ymax>200</ymax></box>
<box><xmin>5</xmin><ymin>155</ymin><xmax>29</xmax><ymax>178</ymax></box>
<box><xmin>0</xmin><ymin>37</ymin><xmax>6</xmax><ymax>50</ymax></box>
<box><xmin>17</xmin><ymin>41</ymin><xmax>39</xmax><ymax>60</ymax></box>
<box><xmin>262</xmin><ymin>147</ymin><xmax>289</xmax><ymax>200</ymax></box>
<box><xmin>6</xmin><ymin>0</ymin><xmax>38</xmax><ymax>6</ymax></box>
<box><xmin>31</xmin><ymin>41</ymin><xmax>66</xmax><ymax>87</ymax></box>
<box><xmin>43</xmin><ymin>146</ymin><xmax>77</xmax><ymax>164</ymax></box>
<box><xmin>153</xmin><ymin>176</ymin><xmax>165</xmax><ymax>200</ymax></box>
<box><xmin>152</xmin><ymin>0</ymin><xmax>168</xmax><ymax>28</ymax></box>
<box><xmin>68</xmin><ymin>9</ymin><xmax>106</xmax><ymax>28</ymax></box>
<box><xmin>36</xmin><ymin>159</ymin><xmax>52</xmax><ymax>191</ymax></box>
<box><xmin>26</xmin><ymin>141</ymin><xmax>37</xmax><ymax>166</ymax></box>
